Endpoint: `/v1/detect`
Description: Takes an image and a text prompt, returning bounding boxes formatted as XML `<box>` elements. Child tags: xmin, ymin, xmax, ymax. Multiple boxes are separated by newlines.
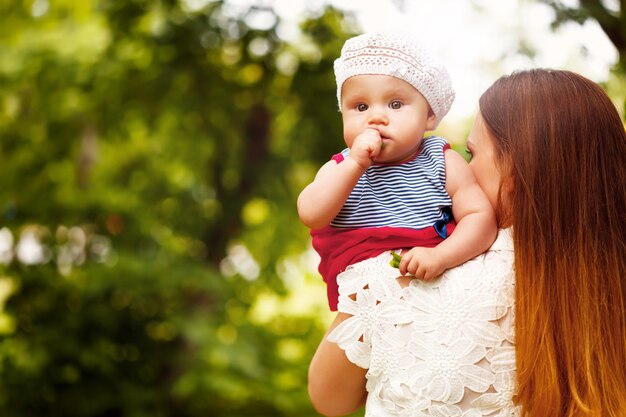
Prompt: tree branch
<box><xmin>579</xmin><ymin>0</ymin><xmax>625</xmax><ymax>57</ymax></box>
<box><xmin>542</xmin><ymin>0</ymin><xmax>626</xmax><ymax>69</ymax></box>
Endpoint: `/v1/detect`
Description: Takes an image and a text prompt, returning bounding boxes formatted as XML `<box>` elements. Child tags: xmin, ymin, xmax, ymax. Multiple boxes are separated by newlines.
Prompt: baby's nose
<box><xmin>367</xmin><ymin>111</ymin><xmax>388</xmax><ymax>125</ymax></box>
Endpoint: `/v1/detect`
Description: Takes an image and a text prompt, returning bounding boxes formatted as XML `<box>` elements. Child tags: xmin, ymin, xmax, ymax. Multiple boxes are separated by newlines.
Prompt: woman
<box><xmin>308</xmin><ymin>69</ymin><xmax>626</xmax><ymax>417</ymax></box>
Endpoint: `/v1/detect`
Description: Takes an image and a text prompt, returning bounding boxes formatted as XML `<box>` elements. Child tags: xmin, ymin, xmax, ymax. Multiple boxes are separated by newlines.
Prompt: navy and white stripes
<box><xmin>331</xmin><ymin>136</ymin><xmax>451</xmax><ymax>230</ymax></box>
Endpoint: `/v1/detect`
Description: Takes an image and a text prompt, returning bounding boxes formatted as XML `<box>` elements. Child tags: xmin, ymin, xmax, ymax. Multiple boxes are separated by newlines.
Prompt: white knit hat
<box><xmin>334</xmin><ymin>32</ymin><xmax>455</xmax><ymax>128</ymax></box>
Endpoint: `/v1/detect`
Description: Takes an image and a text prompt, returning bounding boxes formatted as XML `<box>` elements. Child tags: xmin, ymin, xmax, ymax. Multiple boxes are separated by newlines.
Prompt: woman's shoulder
<box><xmin>489</xmin><ymin>228</ymin><xmax>513</xmax><ymax>252</ymax></box>
<box><xmin>433</xmin><ymin>228</ymin><xmax>515</xmax><ymax>292</ymax></box>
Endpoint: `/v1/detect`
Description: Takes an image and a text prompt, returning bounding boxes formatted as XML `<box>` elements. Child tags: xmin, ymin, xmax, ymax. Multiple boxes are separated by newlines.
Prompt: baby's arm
<box><xmin>399</xmin><ymin>149</ymin><xmax>497</xmax><ymax>278</ymax></box>
<box><xmin>297</xmin><ymin>128</ymin><xmax>382</xmax><ymax>229</ymax></box>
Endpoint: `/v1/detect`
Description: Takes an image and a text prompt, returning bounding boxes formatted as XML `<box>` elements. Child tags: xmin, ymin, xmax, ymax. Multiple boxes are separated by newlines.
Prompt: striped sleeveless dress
<box><xmin>311</xmin><ymin>136</ymin><xmax>454</xmax><ymax>310</ymax></box>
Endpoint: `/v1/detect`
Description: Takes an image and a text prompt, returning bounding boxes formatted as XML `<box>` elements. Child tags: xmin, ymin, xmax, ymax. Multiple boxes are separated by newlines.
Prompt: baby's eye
<box><xmin>356</xmin><ymin>103</ymin><xmax>368</xmax><ymax>112</ymax></box>
<box><xmin>389</xmin><ymin>100</ymin><xmax>402</xmax><ymax>109</ymax></box>
<box><xmin>464</xmin><ymin>148</ymin><xmax>473</xmax><ymax>161</ymax></box>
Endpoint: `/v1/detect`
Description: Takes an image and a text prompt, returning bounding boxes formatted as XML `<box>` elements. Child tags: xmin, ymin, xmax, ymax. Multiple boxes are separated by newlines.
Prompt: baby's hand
<box><xmin>399</xmin><ymin>247</ymin><xmax>448</xmax><ymax>281</ymax></box>
<box><xmin>348</xmin><ymin>128</ymin><xmax>382</xmax><ymax>168</ymax></box>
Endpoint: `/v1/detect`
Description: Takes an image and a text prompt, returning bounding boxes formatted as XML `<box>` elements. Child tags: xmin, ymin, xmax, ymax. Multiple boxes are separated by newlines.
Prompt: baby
<box><xmin>298</xmin><ymin>32</ymin><xmax>497</xmax><ymax>310</ymax></box>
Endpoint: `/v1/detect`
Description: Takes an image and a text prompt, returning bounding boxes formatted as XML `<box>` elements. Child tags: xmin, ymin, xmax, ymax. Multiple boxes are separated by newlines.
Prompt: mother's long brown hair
<box><xmin>480</xmin><ymin>69</ymin><xmax>626</xmax><ymax>417</ymax></box>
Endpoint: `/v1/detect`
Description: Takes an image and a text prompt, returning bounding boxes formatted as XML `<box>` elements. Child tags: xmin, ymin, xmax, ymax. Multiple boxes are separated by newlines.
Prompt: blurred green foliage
<box><xmin>1</xmin><ymin>1</ymin><xmax>624</xmax><ymax>416</ymax></box>
<box><xmin>0</xmin><ymin>1</ymin><xmax>361</xmax><ymax>415</ymax></box>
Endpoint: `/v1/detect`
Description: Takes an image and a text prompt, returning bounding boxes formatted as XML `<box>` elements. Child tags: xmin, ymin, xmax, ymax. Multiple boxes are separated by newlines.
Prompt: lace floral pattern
<box><xmin>328</xmin><ymin>229</ymin><xmax>519</xmax><ymax>417</ymax></box>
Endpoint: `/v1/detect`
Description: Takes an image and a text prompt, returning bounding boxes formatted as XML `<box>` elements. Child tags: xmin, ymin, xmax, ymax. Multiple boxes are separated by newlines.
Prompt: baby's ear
<box><xmin>425</xmin><ymin>108</ymin><xmax>437</xmax><ymax>131</ymax></box>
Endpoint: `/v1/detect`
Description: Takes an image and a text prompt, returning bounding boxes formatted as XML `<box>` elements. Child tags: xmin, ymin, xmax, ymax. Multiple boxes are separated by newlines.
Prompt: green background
<box><xmin>0</xmin><ymin>1</ymin><xmax>624</xmax><ymax>416</ymax></box>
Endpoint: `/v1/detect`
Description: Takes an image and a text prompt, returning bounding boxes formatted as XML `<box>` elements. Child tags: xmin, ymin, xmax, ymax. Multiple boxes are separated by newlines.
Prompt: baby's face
<box><xmin>341</xmin><ymin>74</ymin><xmax>436</xmax><ymax>164</ymax></box>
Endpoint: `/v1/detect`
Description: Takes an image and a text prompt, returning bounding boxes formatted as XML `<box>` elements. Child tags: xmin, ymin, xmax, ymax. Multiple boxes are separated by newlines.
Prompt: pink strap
<box><xmin>331</xmin><ymin>153</ymin><xmax>345</xmax><ymax>164</ymax></box>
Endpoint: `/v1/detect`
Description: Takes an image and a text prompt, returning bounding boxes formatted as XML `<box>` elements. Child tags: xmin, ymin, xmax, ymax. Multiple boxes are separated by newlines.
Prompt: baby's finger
<box><xmin>398</xmin><ymin>259</ymin><xmax>407</xmax><ymax>275</ymax></box>
<box><xmin>369</xmin><ymin>144</ymin><xmax>382</xmax><ymax>159</ymax></box>
<box><xmin>418</xmin><ymin>266</ymin><xmax>430</xmax><ymax>281</ymax></box>
<box><xmin>398</xmin><ymin>254</ymin><xmax>410</xmax><ymax>275</ymax></box>
<box><xmin>407</xmin><ymin>258</ymin><xmax>421</xmax><ymax>277</ymax></box>
<box><xmin>363</xmin><ymin>127</ymin><xmax>382</xmax><ymax>138</ymax></box>
<box><xmin>423</xmin><ymin>266</ymin><xmax>443</xmax><ymax>281</ymax></box>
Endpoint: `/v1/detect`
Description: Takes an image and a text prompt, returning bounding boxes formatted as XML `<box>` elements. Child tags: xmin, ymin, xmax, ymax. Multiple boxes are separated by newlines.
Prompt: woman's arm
<box><xmin>308</xmin><ymin>312</ymin><xmax>367</xmax><ymax>416</ymax></box>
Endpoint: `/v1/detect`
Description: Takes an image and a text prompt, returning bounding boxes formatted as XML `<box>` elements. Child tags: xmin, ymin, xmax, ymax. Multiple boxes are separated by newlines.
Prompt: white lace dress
<box><xmin>328</xmin><ymin>229</ymin><xmax>519</xmax><ymax>417</ymax></box>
